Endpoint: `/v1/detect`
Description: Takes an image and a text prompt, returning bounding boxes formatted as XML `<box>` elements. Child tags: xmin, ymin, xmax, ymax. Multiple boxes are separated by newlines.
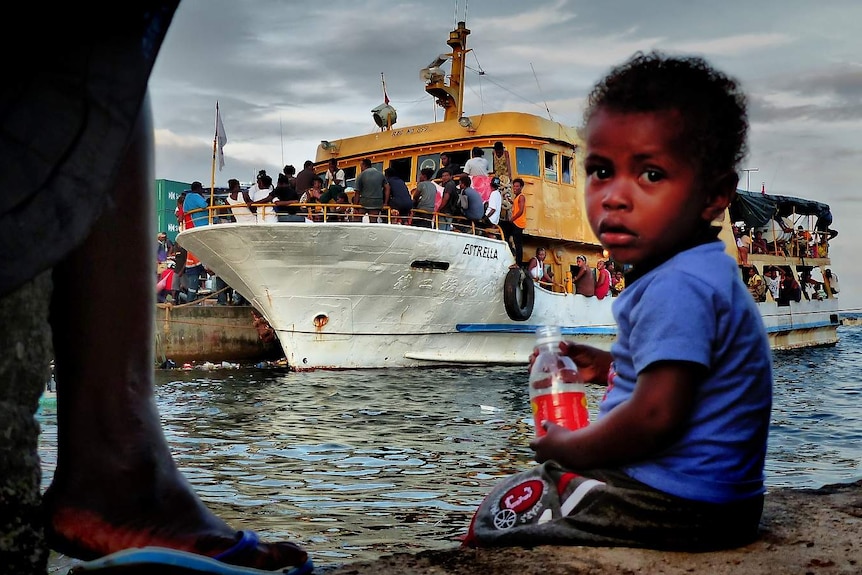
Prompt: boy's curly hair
<box><xmin>584</xmin><ymin>52</ymin><xmax>748</xmax><ymax>185</ymax></box>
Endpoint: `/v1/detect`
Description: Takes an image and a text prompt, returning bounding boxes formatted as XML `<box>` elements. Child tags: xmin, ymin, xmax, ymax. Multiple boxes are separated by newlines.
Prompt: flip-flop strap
<box><xmin>212</xmin><ymin>530</ymin><xmax>314</xmax><ymax>574</ymax></box>
<box><xmin>286</xmin><ymin>557</ymin><xmax>315</xmax><ymax>575</ymax></box>
<box><xmin>214</xmin><ymin>530</ymin><xmax>259</xmax><ymax>561</ymax></box>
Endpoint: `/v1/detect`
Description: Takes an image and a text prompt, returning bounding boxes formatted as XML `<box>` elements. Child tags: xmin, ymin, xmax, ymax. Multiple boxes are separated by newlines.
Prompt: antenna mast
<box><xmin>531</xmin><ymin>63</ymin><xmax>554</xmax><ymax>122</ymax></box>
<box><xmin>424</xmin><ymin>21</ymin><xmax>470</xmax><ymax>122</ymax></box>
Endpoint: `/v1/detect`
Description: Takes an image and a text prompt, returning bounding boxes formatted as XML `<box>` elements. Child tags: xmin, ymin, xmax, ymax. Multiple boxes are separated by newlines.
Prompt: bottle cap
<box><xmin>535</xmin><ymin>325</ymin><xmax>563</xmax><ymax>346</ymax></box>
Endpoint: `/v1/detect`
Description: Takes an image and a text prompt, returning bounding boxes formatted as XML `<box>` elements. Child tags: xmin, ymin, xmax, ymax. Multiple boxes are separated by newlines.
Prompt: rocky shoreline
<box><xmin>318</xmin><ymin>479</ymin><xmax>861</xmax><ymax>575</ymax></box>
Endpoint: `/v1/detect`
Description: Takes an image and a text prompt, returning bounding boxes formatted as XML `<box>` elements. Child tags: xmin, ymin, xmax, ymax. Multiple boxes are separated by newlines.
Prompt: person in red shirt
<box><xmin>595</xmin><ymin>259</ymin><xmax>612</xmax><ymax>299</ymax></box>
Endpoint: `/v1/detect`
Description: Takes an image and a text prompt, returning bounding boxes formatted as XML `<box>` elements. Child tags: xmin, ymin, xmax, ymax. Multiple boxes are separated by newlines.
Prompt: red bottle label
<box><xmin>531</xmin><ymin>390</ymin><xmax>589</xmax><ymax>436</ymax></box>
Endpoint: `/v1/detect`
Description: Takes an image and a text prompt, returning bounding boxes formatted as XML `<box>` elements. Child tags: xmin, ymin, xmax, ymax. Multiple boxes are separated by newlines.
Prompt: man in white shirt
<box><xmin>249</xmin><ymin>171</ymin><xmax>276</xmax><ymax>222</ymax></box>
<box><xmin>763</xmin><ymin>266</ymin><xmax>780</xmax><ymax>301</ymax></box>
<box><xmin>463</xmin><ymin>146</ymin><xmax>489</xmax><ymax>176</ymax></box>
<box><xmin>485</xmin><ymin>178</ymin><xmax>502</xmax><ymax>225</ymax></box>
<box><xmin>325</xmin><ymin>158</ymin><xmax>345</xmax><ymax>189</ymax></box>
<box><xmin>477</xmin><ymin>177</ymin><xmax>503</xmax><ymax>236</ymax></box>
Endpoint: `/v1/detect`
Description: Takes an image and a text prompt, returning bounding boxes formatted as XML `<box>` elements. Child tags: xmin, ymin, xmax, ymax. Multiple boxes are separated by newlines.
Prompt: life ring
<box><xmin>504</xmin><ymin>267</ymin><xmax>534</xmax><ymax>321</ymax></box>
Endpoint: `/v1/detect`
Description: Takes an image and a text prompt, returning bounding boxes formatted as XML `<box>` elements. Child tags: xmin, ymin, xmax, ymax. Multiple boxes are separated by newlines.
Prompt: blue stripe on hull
<box><xmin>763</xmin><ymin>320</ymin><xmax>837</xmax><ymax>334</ymax></box>
<box><xmin>459</xmin><ymin>320</ymin><xmax>836</xmax><ymax>337</ymax></box>
<box><xmin>456</xmin><ymin>324</ymin><xmax>618</xmax><ymax>336</ymax></box>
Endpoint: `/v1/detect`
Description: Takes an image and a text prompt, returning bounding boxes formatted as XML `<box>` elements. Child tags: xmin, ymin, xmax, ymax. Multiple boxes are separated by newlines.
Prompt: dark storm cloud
<box><xmin>746</xmin><ymin>67</ymin><xmax>862</xmax><ymax>123</ymax></box>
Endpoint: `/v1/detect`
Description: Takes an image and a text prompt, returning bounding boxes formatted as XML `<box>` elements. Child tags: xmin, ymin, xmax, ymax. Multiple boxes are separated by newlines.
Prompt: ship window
<box><xmin>544</xmin><ymin>151</ymin><xmax>558</xmax><ymax>182</ymax></box>
<box><xmin>342</xmin><ymin>166</ymin><xmax>357</xmax><ymax>189</ymax></box>
<box><xmin>561</xmin><ymin>156</ymin><xmax>573</xmax><ymax>184</ymax></box>
<box><xmin>389</xmin><ymin>157</ymin><xmax>413</xmax><ymax>182</ymax></box>
<box><xmin>481</xmin><ymin>146</ymin><xmax>494</xmax><ymax>163</ymax></box>
<box><xmin>515</xmin><ymin>147</ymin><xmax>539</xmax><ymax>176</ymax></box>
<box><xmin>417</xmin><ymin>154</ymin><xmax>438</xmax><ymax>180</ymax></box>
<box><xmin>447</xmin><ymin>150</ymin><xmax>470</xmax><ymax>171</ymax></box>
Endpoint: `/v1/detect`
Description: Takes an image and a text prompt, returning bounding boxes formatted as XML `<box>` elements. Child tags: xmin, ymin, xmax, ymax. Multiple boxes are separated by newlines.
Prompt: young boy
<box><xmin>464</xmin><ymin>52</ymin><xmax>772</xmax><ymax>551</ymax></box>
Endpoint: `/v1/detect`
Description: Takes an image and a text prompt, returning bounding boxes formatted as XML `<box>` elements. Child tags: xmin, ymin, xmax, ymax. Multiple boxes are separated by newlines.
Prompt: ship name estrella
<box><xmin>463</xmin><ymin>244</ymin><xmax>498</xmax><ymax>259</ymax></box>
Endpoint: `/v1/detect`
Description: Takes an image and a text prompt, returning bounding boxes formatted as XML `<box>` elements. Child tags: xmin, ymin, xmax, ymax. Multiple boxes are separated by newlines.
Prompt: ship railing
<box><xmin>186</xmin><ymin>203</ymin><xmax>505</xmax><ymax>240</ymax></box>
<box><xmin>751</xmin><ymin>217</ymin><xmax>832</xmax><ymax>259</ymax></box>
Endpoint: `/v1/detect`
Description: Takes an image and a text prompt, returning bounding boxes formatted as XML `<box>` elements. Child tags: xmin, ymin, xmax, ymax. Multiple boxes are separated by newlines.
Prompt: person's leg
<box><xmin>215</xmin><ymin>275</ymin><xmax>227</xmax><ymax>305</ymax></box>
<box><xmin>0</xmin><ymin>272</ymin><xmax>53</xmax><ymax>574</ymax></box>
<box><xmin>41</xmin><ymin>97</ymin><xmax>307</xmax><ymax>570</ymax></box>
<box><xmin>510</xmin><ymin>226</ymin><xmax>524</xmax><ymax>267</ymax></box>
<box><xmin>171</xmin><ymin>248</ymin><xmax>187</xmax><ymax>303</ymax></box>
<box><xmin>184</xmin><ymin>265</ymin><xmax>202</xmax><ymax>303</ymax></box>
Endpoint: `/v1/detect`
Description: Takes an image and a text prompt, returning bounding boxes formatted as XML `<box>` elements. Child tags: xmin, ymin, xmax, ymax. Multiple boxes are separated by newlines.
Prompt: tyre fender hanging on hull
<box><xmin>504</xmin><ymin>267</ymin><xmax>534</xmax><ymax>321</ymax></box>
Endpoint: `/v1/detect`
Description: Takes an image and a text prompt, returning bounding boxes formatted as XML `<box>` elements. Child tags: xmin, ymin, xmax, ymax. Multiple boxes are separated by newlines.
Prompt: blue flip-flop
<box><xmin>66</xmin><ymin>530</ymin><xmax>314</xmax><ymax>575</ymax></box>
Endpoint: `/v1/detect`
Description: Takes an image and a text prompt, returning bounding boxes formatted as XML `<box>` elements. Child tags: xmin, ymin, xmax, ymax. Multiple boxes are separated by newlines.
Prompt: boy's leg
<box><xmin>464</xmin><ymin>461</ymin><xmax>763</xmax><ymax>551</ymax></box>
<box><xmin>41</xmin><ymin>99</ymin><xmax>308</xmax><ymax>570</ymax></box>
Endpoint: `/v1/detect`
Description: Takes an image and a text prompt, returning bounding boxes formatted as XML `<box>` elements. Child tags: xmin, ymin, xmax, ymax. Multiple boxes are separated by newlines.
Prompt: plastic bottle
<box><xmin>528</xmin><ymin>325</ymin><xmax>590</xmax><ymax>437</ymax></box>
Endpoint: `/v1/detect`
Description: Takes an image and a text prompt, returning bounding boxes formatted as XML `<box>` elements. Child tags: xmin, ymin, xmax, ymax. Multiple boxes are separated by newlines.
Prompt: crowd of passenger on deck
<box><xmin>733</xmin><ymin>218</ymin><xmax>833</xmax><ymax>262</ymax></box>
<box><xmin>195</xmin><ymin>150</ymin><xmax>517</xmax><ymax>234</ymax></box>
<box><xmin>731</xmin><ymin>215</ymin><xmax>839</xmax><ymax>307</ymax></box>
<box><xmin>161</xmin><ymin>151</ymin><xmax>840</xmax><ymax>307</ymax></box>
<box><xmin>167</xmin><ymin>144</ymin><xmax>530</xmax><ymax>268</ymax></box>
<box><xmin>155</xmin><ymin>146</ymin><xmax>525</xmax><ymax>304</ymax></box>
<box><xmin>742</xmin><ymin>263</ymin><xmax>837</xmax><ymax>306</ymax></box>
<box><xmin>525</xmin><ymin>247</ymin><xmax>625</xmax><ymax>298</ymax></box>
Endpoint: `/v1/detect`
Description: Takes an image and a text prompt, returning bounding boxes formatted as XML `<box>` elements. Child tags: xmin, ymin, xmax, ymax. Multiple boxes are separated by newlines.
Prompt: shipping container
<box><xmin>156</xmin><ymin>179</ymin><xmax>190</xmax><ymax>242</ymax></box>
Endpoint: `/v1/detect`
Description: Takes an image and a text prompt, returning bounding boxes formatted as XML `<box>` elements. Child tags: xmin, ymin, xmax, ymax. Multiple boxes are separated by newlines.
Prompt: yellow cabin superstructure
<box><xmin>310</xmin><ymin>21</ymin><xmax>608</xmax><ymax>289</ymax></box>
<box><xmin>314</xmin><ymin>114</ymin><xmax>602</xmax><ymax>291</ymax></box>
<box><xmin>317</xmin><ymin>101</ymin><xmax>608</xmax><ymax>292</ymax></box>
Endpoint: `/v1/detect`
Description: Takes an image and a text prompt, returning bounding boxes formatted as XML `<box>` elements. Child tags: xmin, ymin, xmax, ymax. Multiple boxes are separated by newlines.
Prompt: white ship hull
<box><xmin>178</xmin><ymin>222</ymin><xmax>838</xmax><ymax>370</ymax></box>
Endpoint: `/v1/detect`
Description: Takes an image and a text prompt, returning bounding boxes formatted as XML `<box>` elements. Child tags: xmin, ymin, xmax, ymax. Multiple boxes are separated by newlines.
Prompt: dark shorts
<box><xmin>464</xmin><ymin>461</ymin><xmax>764</xmax><ymax>551</ymax></box>
<box><xmin>390</xmin><ymin>201</ymin><xmax>413</xmax><ymax>215</ymax></box>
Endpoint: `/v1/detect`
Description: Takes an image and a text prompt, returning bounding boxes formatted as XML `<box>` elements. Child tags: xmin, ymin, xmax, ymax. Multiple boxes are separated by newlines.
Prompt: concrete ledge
<box><xmin>154</xmin><ymin>304</ymin><xmax>281</xmax><ymax>364</ymax></box>
<box><xmin>320</xmin><ymin>480</ymin><xmax>862</xmax><ymax>574</ymax></box>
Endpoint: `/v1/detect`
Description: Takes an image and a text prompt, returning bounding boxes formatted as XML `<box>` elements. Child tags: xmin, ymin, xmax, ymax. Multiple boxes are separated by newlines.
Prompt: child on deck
<box><xmin>464</xmin><ymin>53</ymin><xmax>772</xmax><ymax>551</ymax></box>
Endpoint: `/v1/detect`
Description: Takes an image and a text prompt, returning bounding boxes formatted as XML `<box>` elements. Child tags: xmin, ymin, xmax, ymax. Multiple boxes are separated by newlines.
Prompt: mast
<box><xmin>424</xmin><ymin>21</ymin><xmax>470</xmax><ymax>122</ymax></box>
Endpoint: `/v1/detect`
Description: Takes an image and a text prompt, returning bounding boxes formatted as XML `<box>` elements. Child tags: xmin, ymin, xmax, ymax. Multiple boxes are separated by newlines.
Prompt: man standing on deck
<box><xmin>438</xmin><ymin>168</ymin><xmax>459</xmax><ymax>230</ymax></box>
<box><xmin>436</xmin><ymin>151</ymin><xmax>461</xmax><ymax>179</ymax></box>
<box><xmin>458</xmin><ymin>175</ymin><xmax>485</xmax><ymax>231</ymax></box>
<box><xmin>182</xmin><ymin>181</ymin><xmax>209</xmax><ymax>228</ymax></box>
<box><xmin>294</xmin><ymin>160</ymin><xmax>316</xmax><ymax>196</ymax></box>
<box><xmin>355</xmin><ymin>158</ymin><xmax>389</xmax><ymax>218</ymax></box>
<box><xmin>180</xmin><ymin>184</ymin><xmax>208</xmax><ymax>302</ymax></box>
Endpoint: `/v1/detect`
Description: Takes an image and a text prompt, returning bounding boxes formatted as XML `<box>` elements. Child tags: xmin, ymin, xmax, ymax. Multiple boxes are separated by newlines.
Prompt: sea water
<box><xmin>38</xmin><ymin>324</ymin><xmax>862</xmax><ymax>568</ymax></box>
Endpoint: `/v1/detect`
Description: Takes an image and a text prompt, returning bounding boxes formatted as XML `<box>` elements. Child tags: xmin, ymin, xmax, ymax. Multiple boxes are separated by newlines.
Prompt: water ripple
<box><xmin>38</xmin><ymin>325</ymin><xmax>862</xmax><ymax>567</ymax></box>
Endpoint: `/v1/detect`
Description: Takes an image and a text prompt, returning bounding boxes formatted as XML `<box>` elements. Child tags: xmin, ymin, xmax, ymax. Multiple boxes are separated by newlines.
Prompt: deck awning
<box><xmin>729</xmin><ymin>189</ymin><xmax>831</xmax><ymax>229</ymax></box>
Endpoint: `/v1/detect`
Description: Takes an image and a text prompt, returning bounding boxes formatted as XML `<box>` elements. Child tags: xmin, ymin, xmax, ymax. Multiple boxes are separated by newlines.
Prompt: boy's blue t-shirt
<box><xmin>601</xmin><ymin>240</ymin><xmax>772</xmax><ymax>504</ymax></box>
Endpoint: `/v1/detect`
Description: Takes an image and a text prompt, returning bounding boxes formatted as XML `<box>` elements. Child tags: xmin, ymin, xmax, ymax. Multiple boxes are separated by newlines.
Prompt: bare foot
<box><xmin>42</xmin><ymin>476</ymin><xmax>307</xmax><ymax>570</ymax></box>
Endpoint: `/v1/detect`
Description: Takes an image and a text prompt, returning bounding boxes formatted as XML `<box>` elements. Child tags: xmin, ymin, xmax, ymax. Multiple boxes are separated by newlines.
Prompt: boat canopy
<box><xmin>730</xmin><ymin>189</ymin><xmax>832</xmax><ymax>229</ymax></box>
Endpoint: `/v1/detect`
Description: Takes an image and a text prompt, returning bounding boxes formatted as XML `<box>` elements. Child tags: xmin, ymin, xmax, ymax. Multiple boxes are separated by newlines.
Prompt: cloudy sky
<box><xmin>149</xmin><ymin>0</ymin><xmax>862</xmax><ymax>311</ymax></box>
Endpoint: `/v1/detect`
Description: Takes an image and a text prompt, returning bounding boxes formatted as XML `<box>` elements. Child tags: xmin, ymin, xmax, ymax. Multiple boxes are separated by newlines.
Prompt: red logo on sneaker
<box><xmin>500</xmin><ymin>480</ymin><xmax>543</xmax><ymax>513</ymax></box>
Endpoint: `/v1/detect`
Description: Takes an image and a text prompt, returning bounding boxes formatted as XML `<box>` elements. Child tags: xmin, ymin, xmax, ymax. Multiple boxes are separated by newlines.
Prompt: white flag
<box><xmin>216</xmin><ymin>104</ymin><xmax>228</xmax><ymax>171</ymax></box>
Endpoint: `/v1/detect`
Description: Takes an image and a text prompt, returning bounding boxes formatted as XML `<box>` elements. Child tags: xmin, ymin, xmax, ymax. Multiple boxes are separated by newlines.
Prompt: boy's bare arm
<box><xmin>530</xmin><ymin>360</ymin><xmax>701</xmax><ymax>470</ymax></box>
